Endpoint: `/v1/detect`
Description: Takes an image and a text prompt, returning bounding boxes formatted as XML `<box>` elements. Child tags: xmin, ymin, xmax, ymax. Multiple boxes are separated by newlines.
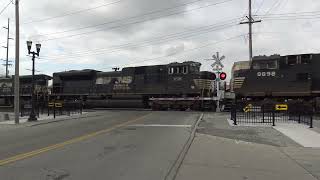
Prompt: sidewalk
<box><xmin>176</xmin><ymin>134</ymin><xmax>319</xmax><ymax>180</ymax></box>
<box><xmin>176</xmin><ymin>112</ymin><xmax>320</xmax><ymax>180</ymax></box>
<box><xmin>274</xmin><ymin>123</ymin><xmax>320</xmax><ymax>147</ymax></box>
<box><xmin>0</xmin><ymin>112</ymin><xmax>89</xmax><ymax>127</ymax></box>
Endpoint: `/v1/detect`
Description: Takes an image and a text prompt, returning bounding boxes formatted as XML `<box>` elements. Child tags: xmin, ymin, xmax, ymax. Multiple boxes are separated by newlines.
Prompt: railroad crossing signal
<box><xmin>275</xmin><ymin>104</ymin><xmax>288</xmax><ymax>111</ymax></box>
<box><xmin>204</xmin><ymin>52</ymin><xmax>226</xmax><ymax>112</ymax></box>
<box><xmin>219</xmin><ymin>72</ymin><xmax>227</xmax><ymax>80</ymax></box>
<box><xmin>205</xmin><ymin>52</ymin><xmax>227</xmax><ymax>81</ymax></box>
<box><xmin>55</xmin><ymin>103</ymin><xmax>63</xmax><ymax>108</ymax></box>
<box><xmin>205</xmin><ymin>52</ymin><xmax>225</xmax><ymax>71</ymax></box>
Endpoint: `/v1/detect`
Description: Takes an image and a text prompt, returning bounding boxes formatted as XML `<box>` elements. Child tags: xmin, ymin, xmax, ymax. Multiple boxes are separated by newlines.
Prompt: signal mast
<box><xmin>205</xmin><ymin>52</ymin><xmax>227</xmax><ymax>112</ymax></box>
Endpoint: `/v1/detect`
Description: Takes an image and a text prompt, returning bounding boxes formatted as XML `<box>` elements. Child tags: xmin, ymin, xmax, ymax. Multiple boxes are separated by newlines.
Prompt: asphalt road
<box><xmin>0</xmin><ymin>110</ymin><xmax>201</xmax><ymax>180</ymax></box>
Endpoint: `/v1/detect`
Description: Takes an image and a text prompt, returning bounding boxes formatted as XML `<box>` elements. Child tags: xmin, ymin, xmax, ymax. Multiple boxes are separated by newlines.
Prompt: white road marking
<box><xmin>129</xmin><ymin>124</ymin><xmax>192</xmax><ymax>128</ymax></box>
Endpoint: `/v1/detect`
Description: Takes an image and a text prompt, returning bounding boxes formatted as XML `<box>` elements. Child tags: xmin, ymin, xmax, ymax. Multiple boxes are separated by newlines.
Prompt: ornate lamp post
<box><xmin>26</xmin><ymin>41</ymin><xmax>41</xmax><ymax>121</ymax></box>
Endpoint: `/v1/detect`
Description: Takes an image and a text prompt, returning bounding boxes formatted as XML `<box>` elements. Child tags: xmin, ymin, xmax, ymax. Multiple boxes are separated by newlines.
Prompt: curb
<box><xmin>164</xmin><ymin>113</ymin><xmax>204</xmax><ymax>180</ymax></box>
<box><xmin>27</xmin><ymin>113</ymin><xmax>104</xmax><ymax>127</ymax></box>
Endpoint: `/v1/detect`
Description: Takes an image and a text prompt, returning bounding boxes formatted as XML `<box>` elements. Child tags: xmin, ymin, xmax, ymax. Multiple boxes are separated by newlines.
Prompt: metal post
<box><xmin>234</xmin><ymin>105</ymin><xmax>237</xmax><ymax>125</ymax></box>
<box><xmin>248</xmin><ymin>0</ymin><xmax>253</xmax><ymax>61</ymax></box>
<box><xmin>272</xmin><ymin>110</ymin><xmax>275</xmax><ymax>126</ymax></box>
<box><xmin>20</xmin><ymin>103</ymin><xmax>22</xmax><ymax>117</ymax></box>
<box><xmin>216</xmin><ymin>75</ymin><xmax>220</xmax><ymax>112</ymax></box>
<box><xmin>28</xmin><ymin>53</ymin><xmax>37</xmax><ymax>121</ymax></box>
<box><xmin>240</xmin><ymin>0</ymin><xmax>261</xmax><ymax>62</ymax></box>
<box><xmin>14</xmin><ymin>0</ymin><xmax>20</xmax><ymax>124</ymax></box>
<box><xmin>310</xmin><ymin>115</ymin><xmax>313</xmax><ymax>128</ymax></box>
<box><xmin>262</xmin><ymin>105</ymin><xmax>265</xmax><ymax>123</ymax></box>
<box><xmin>53</xmin><ymin>104</ymin><xmax>56</xmax><ymax>119</ymax></box>
<box><xmin>80</xmin><ymin>101</ymin><xmax>83</xmax><ymax>114</ymax></box>
<box><xmin>233</xmin><ymin>97</ymin><xmax>237</xmax><ymax>125</ymax></box>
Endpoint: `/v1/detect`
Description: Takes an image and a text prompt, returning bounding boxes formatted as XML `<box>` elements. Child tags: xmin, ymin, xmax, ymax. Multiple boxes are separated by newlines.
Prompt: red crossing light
<box><xmin>219</xmin><ymin>72</ymin><xmax>227</xmax><ymax>80</ymax></box>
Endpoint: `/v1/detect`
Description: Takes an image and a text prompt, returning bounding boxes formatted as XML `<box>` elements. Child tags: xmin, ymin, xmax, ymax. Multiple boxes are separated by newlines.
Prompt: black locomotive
<box><xmin>0</xmin><ymin>75</ymin><xmax>52</xmax><ymax>106</ymax></box>
<box><xmin>52</xmin><ymin>61</ymin><xmax>217</xmax><ymax>110</ymax></box>
<box><xmin>232</xmin><ymin>53</ymin><xmax>320</xmax><ymax>109</ymax></box>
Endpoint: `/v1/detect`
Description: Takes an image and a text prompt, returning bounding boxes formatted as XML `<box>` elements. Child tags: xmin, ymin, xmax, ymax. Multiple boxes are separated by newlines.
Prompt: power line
<box><xmin>28</xmin><ymin>0</ymin><xmax>226</xmax><ymax>39</ymax></box>
<box><xmin>0</xmin><ymin>0</ymin><xmax>13</xmax><ymax>16</ymax></box>
<box><xmin>40</xmin><ymin>0</ymin><xmax>235</xmax><ymax>42</ymax></box>
<box><xmin>255</xmin><ymin>0</ymin><xmax>265</xmax><ymax>14</ymax></box>
<box><xmin>258</xmin><ymin>13</ymin><xmax>320</xmax><ymax>21</ymax></box>
<box><xmin>22</xmin><ymin>0</ymin><xmax>124</xmax><ymax>24</ymax></box>
<box><xmin>259</xmin><ymin>11</ymin><xmax>320</xmax><ymax>18</ymax></box>
<box><xmin>96</xmin><ymin>34</ymin><xmax>246</xmax><ymax>70</ymax></box>
<box><xmin>39</xmin><ymin>21</ymin><xmax>240</xmax><ymax>60</ymax></box>
<box><xmin>262</xmin><ymin>16</ymin><xmax>320</xmax><ymax>21</ymax></box>
<box><xmin>40</xmin><ymin>21</ymin><xmax>238</xmax><ymax>57</ymax></box>
<box><xmin>265</xmin><ymin>0</ymin><xmax>281</xmax><ymax>15</ymax></box>
<box><xmin>30</xmin><ymin>0</ymin><xmax>235</xmax><ymax>41</ymax></box>
<box><xmin>40</xmin><ymin>18</ymin><xmax>240</xmax><ymax>59</ymax></box>
<box><xmin>254</xmin><ymin>9</ymin><xmax>320</xmax><ymax>21</ymax></box>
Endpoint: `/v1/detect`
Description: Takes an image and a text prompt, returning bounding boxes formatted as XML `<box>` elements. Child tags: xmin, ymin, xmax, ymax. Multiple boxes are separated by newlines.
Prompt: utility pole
<box><xmin>14</xmin><ymin>0</ymin><xmax>20</xmax><ymax>124</ymax></box>
<box><xmin>240</xmin><ymin>0</ymin><xmax>261</xmax><ymax>61</ymax></box>
<box><xmin>3</xmin><ymin>18</ymin><xmax>13</xmax><ymax>78</ymax></box>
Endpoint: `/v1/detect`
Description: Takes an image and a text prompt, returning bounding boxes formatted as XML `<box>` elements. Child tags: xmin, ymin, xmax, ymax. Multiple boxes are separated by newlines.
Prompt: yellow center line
<box><xmin>0</xmin><ymin>113</ymin><xmax>152</xmax><ymax>166</ymax></box>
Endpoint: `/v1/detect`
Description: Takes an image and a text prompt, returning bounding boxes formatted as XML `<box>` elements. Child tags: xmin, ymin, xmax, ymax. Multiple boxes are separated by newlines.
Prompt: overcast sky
<box><xmin>0</xmin><ymin>0</ymin><xmax>319</xmax><ymax>78</ymax></box>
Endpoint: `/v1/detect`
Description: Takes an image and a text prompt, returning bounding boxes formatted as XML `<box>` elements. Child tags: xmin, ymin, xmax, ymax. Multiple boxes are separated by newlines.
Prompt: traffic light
<box><xmin>219</xmin><ymin>72</ymin><xmax>227</xmax><ymax>80</ymax></box>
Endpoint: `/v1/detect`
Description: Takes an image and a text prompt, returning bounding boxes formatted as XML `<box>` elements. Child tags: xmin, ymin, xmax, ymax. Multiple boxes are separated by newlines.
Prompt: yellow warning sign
<box><xmin>55</xmin><ymin>103</ymin><xmax>63</xmax><ymax>108</ymax></box>
<box><xmin>243</xmin><ymin>104</ymin><xmax>253</xmax><ymax>112</ymax></box>
<box><xmin>275</xmin><ymin>104</ymin><xmax>288</xmax><ymax>111</ymax></box>
<box><xmin>48</xmin><ymin>102</ymin><xmax>54</xmax><ymax>107</ymax></box>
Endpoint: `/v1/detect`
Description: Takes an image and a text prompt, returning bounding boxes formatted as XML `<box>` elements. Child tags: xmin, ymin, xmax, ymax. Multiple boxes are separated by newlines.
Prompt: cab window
<box><xmin>168</xmin><ymin>67</ymin><xmax>174</xmax><ymax>74</ymax></box>
<box><xmin>300</xmin><ymin>54</ymin><xmax>312</xmax><ymax>64</ymax></box>
<box><xmin>182</xmin><ymin>66</ymin><xmax>188</xmax><ymax>74</ymax></box>
<box><xmin>287</xmin><ymin>56</ymin><xmax>297</xmax><ymax>65</ymax></box>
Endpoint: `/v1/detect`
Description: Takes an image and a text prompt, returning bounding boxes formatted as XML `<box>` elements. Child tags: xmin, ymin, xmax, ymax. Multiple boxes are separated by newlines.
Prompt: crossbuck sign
<box><xmin>208</xmin><ymin>52</ymin><xmax>225</xmax><ymax>72</ymax></box>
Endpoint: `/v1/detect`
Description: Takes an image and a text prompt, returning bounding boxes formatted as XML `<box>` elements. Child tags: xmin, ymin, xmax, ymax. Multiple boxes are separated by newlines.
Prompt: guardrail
<box><xmin>231</xmin><ymin>103</ymin><xmax>313</xmax><ymax>128</ymax></box>
<box><xmin>21</xmin><ymin>101</ymin><xmax>83</xmax><ymax>119</ymax></box>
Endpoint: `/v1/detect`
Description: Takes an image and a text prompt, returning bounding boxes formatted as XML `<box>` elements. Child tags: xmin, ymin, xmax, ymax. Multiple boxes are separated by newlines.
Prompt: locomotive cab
<box><xmin>167</xmin><ymin>61</ymin><xmax>201</xmax><ymax>96</ymax></box>
<box><xmin>232</xmin><ymin>53</ymin><xmax>316</xmax><ymax>100</ymax></box>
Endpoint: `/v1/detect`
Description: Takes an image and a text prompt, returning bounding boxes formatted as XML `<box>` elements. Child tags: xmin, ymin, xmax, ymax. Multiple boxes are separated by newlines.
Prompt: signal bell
<box><xmin>219</xmin><ymin>72</ymin><xmax>227</xmax><ymax>80</ymax></box>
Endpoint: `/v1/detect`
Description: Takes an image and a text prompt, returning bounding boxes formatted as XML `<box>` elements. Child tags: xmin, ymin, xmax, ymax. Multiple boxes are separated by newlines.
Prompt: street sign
<box><xmin>243</xmin><ymin>104</ymin><xmax>253</xmax><ymax>112</ymax></box>
<box><xmin>275</xmin><ymin>104</ymin><xmax>288</xmax><ymax>111</ymax></box>
<box><xmin>48</xmin><ymin>102</ymin><xmax>54</xmax><ymax>107</ymax></box>
<box><xmin>55</xmin><ymin>103</ymin><xmax>63</xmax><ymax>108</ymax></box>
<box><xmin>243</xmin><ymin>104</ymin><xmax>261</xmax><ymax>112</ymax></box>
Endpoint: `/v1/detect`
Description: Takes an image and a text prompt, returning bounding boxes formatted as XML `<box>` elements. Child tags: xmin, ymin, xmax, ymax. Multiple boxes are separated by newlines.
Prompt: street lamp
<box><xmin>26</xmin><ymin>41</ymin><xmax>41</xmax><ymax>121</ymax></box>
